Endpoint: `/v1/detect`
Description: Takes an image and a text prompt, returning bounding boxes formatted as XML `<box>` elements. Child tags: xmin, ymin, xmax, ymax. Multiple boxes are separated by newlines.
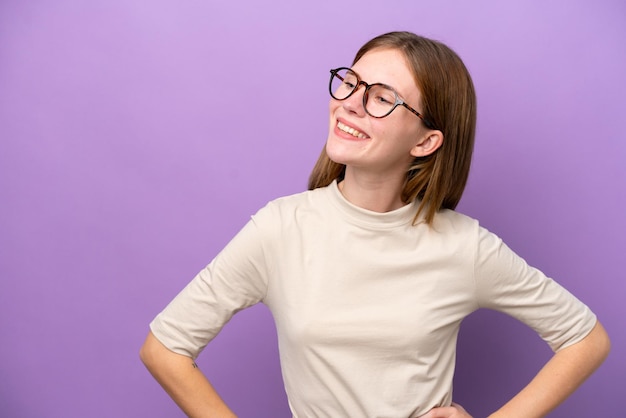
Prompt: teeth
<box><xmin>337</xmin><ymin>121</ymin><xmax>367</xmax><ymax>139</ymax></box>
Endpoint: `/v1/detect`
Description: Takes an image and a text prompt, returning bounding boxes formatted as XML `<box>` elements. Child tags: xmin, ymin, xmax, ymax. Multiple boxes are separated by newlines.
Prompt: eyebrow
<box><xmin>350</xmin><ymin>67</ymin><xmax>410</xmax><ymax>100</ymax></box>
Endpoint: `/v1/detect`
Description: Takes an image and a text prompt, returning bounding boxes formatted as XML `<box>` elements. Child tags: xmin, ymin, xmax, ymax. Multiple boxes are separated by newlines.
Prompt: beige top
<box><xmin>151</xmin><ymin>181</ymin><xmax>596</xmax><ymax>417</ymax></box>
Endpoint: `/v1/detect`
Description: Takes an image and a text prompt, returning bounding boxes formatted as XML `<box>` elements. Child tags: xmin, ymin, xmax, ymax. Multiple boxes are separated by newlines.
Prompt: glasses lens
<box><xmin>330</xmin><ymin>68</ymin><xmax>358</xmax><ymax>100</ymax></box>
<box><xmin>364</xmin><ymin>85</ymin><xmax>397</xmax><ymax>118</ymax></box>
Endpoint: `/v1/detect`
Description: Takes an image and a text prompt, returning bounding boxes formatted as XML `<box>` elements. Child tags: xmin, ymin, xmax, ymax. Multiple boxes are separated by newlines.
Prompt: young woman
<box><xmin>140</xmin><ymin>31</ymin><xmax>610</xmax><ymax>418</ymax></box>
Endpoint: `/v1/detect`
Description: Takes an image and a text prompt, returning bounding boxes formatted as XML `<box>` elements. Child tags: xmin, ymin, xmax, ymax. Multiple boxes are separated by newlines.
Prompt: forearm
<box><xmin>140</xmin><ymin>331</ymin><xmax>237</xmax><ymax>418</ymax></box>
<box><xmin>489</xmin><ymin>320</ymin><xmax>610</xmax><ymax>418</ymax></box>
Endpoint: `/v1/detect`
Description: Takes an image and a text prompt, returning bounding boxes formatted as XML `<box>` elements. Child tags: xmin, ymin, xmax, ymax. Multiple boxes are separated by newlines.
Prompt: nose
<box><xmin>341</xmin><ymin>84</ymin><xmax>367</xmax><ymax>116</ymax></box>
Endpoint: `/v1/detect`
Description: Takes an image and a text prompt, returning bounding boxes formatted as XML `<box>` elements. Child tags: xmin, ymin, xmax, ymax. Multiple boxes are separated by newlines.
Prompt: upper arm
<box><xmin>473</xmin><ymin>226</ymin><xmax>597</xmax><ymax>351</ymax></box>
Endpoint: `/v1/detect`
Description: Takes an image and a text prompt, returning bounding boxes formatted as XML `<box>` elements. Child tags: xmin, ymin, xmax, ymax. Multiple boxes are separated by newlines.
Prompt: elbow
<box><xmin>139</xmin><ymin>331</ymin><xmax>160</xmax><ymax>370</ymax></box>
<box><xmin>139</xmin><ymin>331</ymin><xmax>190</xmax><ymax>371</ymax></box>
<box><xmin>595</xmin><ymin>321</ymin><xmax>611</xmax><ymax>362</ymax></box>
<box><xmin>580</xmin><ymin>320</ymin><xmax>611</xmax><ymax>369</ymax></box>
<box><xmin>139</xmin><ymin>340</ymin><xmax>149</xmax><ymax>366</ymax></box>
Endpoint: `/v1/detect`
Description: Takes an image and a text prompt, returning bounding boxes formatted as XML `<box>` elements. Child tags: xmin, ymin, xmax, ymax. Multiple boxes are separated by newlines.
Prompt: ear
<box><xmin>410</xmin><ymin>130</ymin><xmax>444</xmax><ymax>158</ymax></box>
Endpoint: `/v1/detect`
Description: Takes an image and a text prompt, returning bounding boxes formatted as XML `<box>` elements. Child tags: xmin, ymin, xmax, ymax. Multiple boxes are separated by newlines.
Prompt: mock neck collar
<box><xmin>325</xmin><ymin>180</ymin><xmax>420</xmax><ymax>229</ymax></box>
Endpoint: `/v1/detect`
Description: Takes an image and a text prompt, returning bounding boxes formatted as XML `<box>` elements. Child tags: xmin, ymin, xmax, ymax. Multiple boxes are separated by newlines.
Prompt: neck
<box><xmin>338</xmin><ymin>168</ymin><xmax>407</xmax><ymax>213</ymax></box>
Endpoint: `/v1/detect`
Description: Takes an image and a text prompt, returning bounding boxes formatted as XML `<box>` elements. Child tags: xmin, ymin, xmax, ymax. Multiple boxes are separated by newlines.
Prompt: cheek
<box><xmin>328</xmin><ymin>99</ymin><xmax>340</xmax><ymax>115</ymax></box>
<box><xmin>378</xmin><ymin>119</ymin><xmax>421</xmax><ymax>149</ymax></box>
<box><xmin>328</xmin><ymin>105</ymin><xmax>337</xmax><ymax>132</ymax></box>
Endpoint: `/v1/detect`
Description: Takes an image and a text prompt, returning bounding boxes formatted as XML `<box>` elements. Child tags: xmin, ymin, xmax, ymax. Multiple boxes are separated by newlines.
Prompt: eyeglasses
<box><xmin>329</xmin><ymin>67</ymin><xmax>436</xmax><ymax>130</ymax></box>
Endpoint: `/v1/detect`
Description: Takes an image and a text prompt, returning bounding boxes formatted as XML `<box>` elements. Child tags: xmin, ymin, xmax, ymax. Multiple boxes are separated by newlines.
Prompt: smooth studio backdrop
<box><xmin>1</xmin><ymin>1</ymin><xmax>624</xmax><ymax>417</ymax></box>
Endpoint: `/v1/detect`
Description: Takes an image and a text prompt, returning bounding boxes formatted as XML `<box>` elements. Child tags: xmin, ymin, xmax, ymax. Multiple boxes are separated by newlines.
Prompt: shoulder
<box><xmin>430</xmin><ymin>209</ymin><xmax>506</xmax><ymax>256</ymax></box>
<box><xmin>251</xmin><ymin>186</ymin><xmax>331</xmax><ymax>226</ymax></box>
<box><xmin>431</xmin><ymin>208</ymin><xmax>481</xmax><ymax>237</ymax></box>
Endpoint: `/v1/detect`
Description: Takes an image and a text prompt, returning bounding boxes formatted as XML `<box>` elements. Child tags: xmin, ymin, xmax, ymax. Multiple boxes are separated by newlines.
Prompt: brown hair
<box><xmin>308</xmin><ymin>31</ymin><xmax>477</xmax><ymax>224</ymax></box>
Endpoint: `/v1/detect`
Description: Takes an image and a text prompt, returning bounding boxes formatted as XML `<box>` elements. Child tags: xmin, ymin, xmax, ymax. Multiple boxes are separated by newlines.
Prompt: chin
<box><xmin>325</xmin><ymin>143</ymin><xmax>353</xmax><ymax>167</ymax></box>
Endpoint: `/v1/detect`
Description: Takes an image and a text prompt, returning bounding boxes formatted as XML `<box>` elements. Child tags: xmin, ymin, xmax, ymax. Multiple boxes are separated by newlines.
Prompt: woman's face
<box><xmin>326</xmin><ymin>48</ymin><xmax>432</xmax><ymax>179</ymax></box>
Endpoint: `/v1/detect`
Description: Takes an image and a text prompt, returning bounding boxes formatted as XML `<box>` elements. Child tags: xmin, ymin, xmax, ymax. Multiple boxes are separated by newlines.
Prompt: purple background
<box><xmin>1</xmin><ymin>1</ymin><xmax>624</xmax><ymax>417</ymax></box>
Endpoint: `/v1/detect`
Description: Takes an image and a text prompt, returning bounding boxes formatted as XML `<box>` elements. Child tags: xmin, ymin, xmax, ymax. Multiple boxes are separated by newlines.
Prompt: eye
<box><xmin>373</xmin><ymin>90</ymin><xmax>396</xmax><ymax>105</ymax></box>
<box><xmin>374</xmin><ymin>95</ymin><xmax>393</xmax><ymax>104</ymax></box>
<box><xmin>342</xmin><ymin>74</ymin><xmax>358</xmax><ymax>90</ymax></box>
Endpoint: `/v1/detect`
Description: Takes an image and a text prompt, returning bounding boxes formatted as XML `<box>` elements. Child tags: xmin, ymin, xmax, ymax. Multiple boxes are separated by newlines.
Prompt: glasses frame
<box><xmin>329</xmin><ymin>67</ymin><xmax>437</xmax><ymax>130</ymax></box>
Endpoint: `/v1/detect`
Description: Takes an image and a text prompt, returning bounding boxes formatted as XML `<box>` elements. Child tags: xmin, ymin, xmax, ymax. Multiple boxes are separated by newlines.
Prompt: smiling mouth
<box><xmin>337</xmin><ymin>121</ymin><xmax>368</xmax><ymax>139</ymax></box>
